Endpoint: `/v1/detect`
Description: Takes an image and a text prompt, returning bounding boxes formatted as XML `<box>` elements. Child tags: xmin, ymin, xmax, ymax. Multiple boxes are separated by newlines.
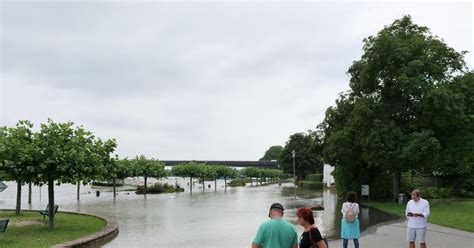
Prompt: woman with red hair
<box><xmin>296</xmin><ymin>208</ymin><xmax>328</xmax><ymax>248</ymax></box>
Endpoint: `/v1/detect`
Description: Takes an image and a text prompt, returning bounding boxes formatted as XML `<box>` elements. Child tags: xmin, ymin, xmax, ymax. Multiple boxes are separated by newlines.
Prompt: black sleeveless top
<box><xmin>299</xmin><ymin>227</ymin><xmax>323</xmax><ymax>248</ymax></box>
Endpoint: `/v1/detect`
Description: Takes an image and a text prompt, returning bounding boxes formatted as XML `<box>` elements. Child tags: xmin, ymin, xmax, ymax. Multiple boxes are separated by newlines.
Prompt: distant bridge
<box><xmin>161</xmin><ymin>160</ymin><xmax>279</xmax><ymax>169</ymax></box>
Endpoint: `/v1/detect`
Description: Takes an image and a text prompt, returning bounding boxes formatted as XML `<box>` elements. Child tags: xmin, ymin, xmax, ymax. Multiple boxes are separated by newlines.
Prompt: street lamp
<box><xmin>292</xmin><ymin>149</ymin><xmax>296</xmax><ymax>180</ymax></box>
<box><xmin>292</xmin><ymin>149</ymin><xmax>296</xmax><ymax>198</ymax></box>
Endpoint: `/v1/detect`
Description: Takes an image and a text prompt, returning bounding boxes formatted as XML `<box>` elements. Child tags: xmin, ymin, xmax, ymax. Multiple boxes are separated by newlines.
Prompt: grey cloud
<box><xmin>1</xmin><ymin>1</ymin><xmax>471</xmax><ymax>160</ymax></box>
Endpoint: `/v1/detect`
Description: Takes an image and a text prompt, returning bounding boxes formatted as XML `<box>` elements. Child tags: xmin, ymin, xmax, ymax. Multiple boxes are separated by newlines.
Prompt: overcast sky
<box><xmin>1</xmin><ymin>1</ymin><xmax>472</xmax><ymax>160</ymax></box>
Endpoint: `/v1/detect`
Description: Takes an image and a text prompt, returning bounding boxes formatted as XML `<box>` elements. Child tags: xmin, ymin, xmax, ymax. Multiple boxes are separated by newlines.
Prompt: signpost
<box><xmin>361</xmin><ymin>184</ymin><xmax>369</xmax><ymax>202</ymax></box>
<box><xmin>0</xmin><ymin>182</ymin><xmax>7</xmax><ymax>193</ymax></box>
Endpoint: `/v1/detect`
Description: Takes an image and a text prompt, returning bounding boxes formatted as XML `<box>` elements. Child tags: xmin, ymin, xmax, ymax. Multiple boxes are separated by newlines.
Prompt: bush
<box><xmin>420</xmin><ymin>187</ymin><xmax>453</xmax><ymax>199</ymax></box>
<box><xmin>306</xmin><ymin>174</ymin><xmax>323</xmax><ymax>182</ymax></box>
<box><xmin>299</xmin><ymin>181</ymin><xmax>323</xmax><ymax>190</ymax></box>
<box><xmin>456</xmin><ymin>189</ymin><xmax>474</xmax><ymax>198</ymax></box>
<box><xmin>136</xmin><ymin>183</ymin><xmax>184</xmax><ymax>194</ymax></box>
<box><xmin>401</xmin><ymin>172</ymin><xmax>419</xmax><ymax>196</ymax></box>
<box><xmin>228</xmin><ymin>179</ymin><xmax>246</xmax><ymax>187</ymax></box>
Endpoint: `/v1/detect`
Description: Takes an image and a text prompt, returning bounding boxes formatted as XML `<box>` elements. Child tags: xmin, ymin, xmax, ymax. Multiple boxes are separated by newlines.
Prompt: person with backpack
<box><xmin>296</xmin><ymin>208</ymin><xmax>328</xmax><ymax>248</ymax></box>
<box><xmin>341</xmin><ymin>191</ymin><xmax>360</xmax><ymax>248</ymax></box>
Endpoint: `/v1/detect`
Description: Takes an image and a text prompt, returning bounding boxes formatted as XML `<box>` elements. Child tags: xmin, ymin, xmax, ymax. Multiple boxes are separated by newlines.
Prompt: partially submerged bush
<box><xmin>228</xmin><ymin>179</ymin><xmax>246</xmax><ymax>187</ymax></box>
<box><xmin>299</xmin><ymin>181</ymin><xmax>323</xmax><ymax>190</ymax></box>
<box><xmin>136</xmin><ymin>183</ymin><xmax>184</xmax><ymax>194</ymax></box>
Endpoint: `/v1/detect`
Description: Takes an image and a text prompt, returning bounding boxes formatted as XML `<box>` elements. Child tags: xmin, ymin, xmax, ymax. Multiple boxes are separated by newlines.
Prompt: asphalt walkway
<box><xmin>328</xmin><ymin>220</ymin><xmax>474</xmax><ymax>248</ymax></box>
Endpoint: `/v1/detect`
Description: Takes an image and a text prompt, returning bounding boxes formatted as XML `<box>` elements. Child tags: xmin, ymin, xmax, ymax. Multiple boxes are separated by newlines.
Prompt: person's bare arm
<box><xmin>252</xmin><ymin>242</ymin><xmax>262</xmax><ymax>248</ymax></box>
<box><xmin>317</xmin><ymin>240</ymin><xmax>327</xmax><ymax>248</ymax></box>
<box><xmin>291</xmin><ymin>243</ymin><xmax>298</xmax><ymax>248</ymax></box>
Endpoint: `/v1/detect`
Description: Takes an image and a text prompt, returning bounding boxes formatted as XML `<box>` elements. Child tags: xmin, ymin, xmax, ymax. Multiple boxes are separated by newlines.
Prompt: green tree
<box><xmin>171</xmin><ymin>162</ymin><xmax>206</xmax><ymax>194</ymax></box>
<box><xmin>214</xmin><ymin>165</ymin><xmax>238</xmax><ymax>190</ymax></box>
<box><xmin>131</xmin><ymin>155</ymin><xmax>166</xmax><ymax>196</ymax></box>
<box><xmin>259</xmin><ymin>145</ymin><xmax>284</xmax><ymax>161</ymax></box>
<box><xmin>35</xmin><ymin>119</ymin><xmax>116</xmax><ymax>228</ymax></box>
<box><xmin>0</xmin><ymin>121</ymin><xmax>37</xmax><ymax>215</ymax></box>
<box><xmin>280</xmin><ymin>132</ymin><xmax>324</xmax><ymax>180</ymax></box>
<box><xmin>102</xmin><ymin>157</ymin><xmax>134</xmax><ymax>198</ymax></box>
<box><xmin>68</xmin><ymin>127</ymin><xmax>116</xmax><ymax>201</ymax></box>
<box><xmin>420</xmin><ymin>72</ymin><xmax>474</xmax><ymax>193</ymax></box>
<box><xmin>241</xmin><ymin>167</ymin><xmax>259</xmax><ymax>186</ymax></box>
<box><xmin>322</xmin><ymin>16</ymin><xmax>467</xmax><ymax>200</ymax></box>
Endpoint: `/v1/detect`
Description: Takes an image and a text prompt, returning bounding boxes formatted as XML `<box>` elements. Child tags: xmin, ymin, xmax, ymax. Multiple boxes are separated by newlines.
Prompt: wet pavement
<box><xmin>0</xmin><ymin>179</ymin><xmax>396</xmax><ymax>247</ymax></box>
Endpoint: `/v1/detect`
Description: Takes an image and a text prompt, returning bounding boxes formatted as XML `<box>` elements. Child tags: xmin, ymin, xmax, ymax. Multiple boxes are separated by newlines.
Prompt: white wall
<box><xmin>323</xmin><ymin>164</ymin><xmax>335</xmax><ymax>187</ymax></box>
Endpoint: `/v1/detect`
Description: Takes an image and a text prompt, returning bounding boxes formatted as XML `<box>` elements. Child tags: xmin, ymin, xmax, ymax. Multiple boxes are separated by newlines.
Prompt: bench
<box><xmin>0</xmin><ymin>219</ymin><xmax>9</xmax><ymax>232</ymax></box>
<box><xmin>40</xmin><ymin>204</ymin><xmax>59</xmax><ymax>219</ymax></box>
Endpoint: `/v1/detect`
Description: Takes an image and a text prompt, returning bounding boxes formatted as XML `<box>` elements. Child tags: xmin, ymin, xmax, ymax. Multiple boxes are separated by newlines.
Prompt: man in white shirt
<box><xmin>405</xmin><ymin>189</ymin><xmax>430</xmax><ymax>248</ymax></box>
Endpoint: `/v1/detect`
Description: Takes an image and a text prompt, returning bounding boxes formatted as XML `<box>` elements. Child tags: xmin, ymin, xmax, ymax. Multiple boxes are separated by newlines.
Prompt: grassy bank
<box><xmin>0</xmin><ymin>210</ymin><xmax>107</xmax><ymax>247</ymax></box>
<box><xmin>364</xmin><ymin>199</ymin><xmax>474</xmax><ymax>232</ymax></box>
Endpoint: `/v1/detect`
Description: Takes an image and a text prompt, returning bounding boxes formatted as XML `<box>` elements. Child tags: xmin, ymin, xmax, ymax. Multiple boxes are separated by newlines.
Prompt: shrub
<box><xmin>136</xmin><ymin>183</ymin><xmax>184</xmax><ymax>194</ymax></box>
<box><xmin>401</xmin><ymin>172</ymin><xmax>419</xmax><ymax>196</ymax></box>
<box><xmin>228</xmin><ymin>179</ymin><xmax>246</xmax><ymax>187</ymax></box>
<box><xmin>299</xmin><ymin>181</ymin><xmax>323</xmax><ymax>190</ymax></box>
<box><xmin>420</xmin><ymin>187</ymin><xmax>453</xmax><ymax>199</ymax></box>
<box><xmin>306</xmin><ymin>174</ymin><xmax>323</xmax><ymax>182</ymax></box>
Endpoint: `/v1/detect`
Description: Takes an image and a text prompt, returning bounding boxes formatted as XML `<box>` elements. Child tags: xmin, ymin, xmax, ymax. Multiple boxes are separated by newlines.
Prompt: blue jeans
<box><xmin>343</xmin><ymin>238</ymin><xmax>359</xmax><ymax>248</ymax></box>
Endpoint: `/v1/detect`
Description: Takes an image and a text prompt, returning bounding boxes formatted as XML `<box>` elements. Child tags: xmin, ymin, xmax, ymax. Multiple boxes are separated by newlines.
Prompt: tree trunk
<box><xmin>202</xmin><ymin>180</ymin><xmax>205</xmax><ymax>192</ymax></box>
<box><xmin>224</xmin><ymin>177</ymin><xmax>227</xmax><ymax>191</ymax></box>
<box><xmin>113</xmin><ymin>178</ymin><xmax>117</xmax><ymax>198</ymax></box>
<box><xmin>15</xmin><ymin>180</ymin><xmax>22</xmax><ymax>215</ymax></box>
<box><xmin>393</xmin><ymin>172</ymin><xmax>401</xmax><ymax>202</ymax></box>
<box><xmin>48</xmin><ymin>179</ymin><xmax>55</xmax><ymax>229</ymax></box>
<box><xmin>214</xmin><ymin>178</ymin><xmax>217</xmax><ymax>192</ymax></box>
<box><xmin>28</xmin><ymin>182</ymin><xmax>32</xmax><ymax>204</ymax></box>
<box><xmin>144</xmin><ymin>176</ymin><xmax>148</xmax><ymax>196</ymax></box>
<box><xmin>76</xmin><ymin>181</ymin><xmax>80</xmax><ymax>200</ymax></box>
<box><xmin>190</xmin><ymin>177</ymin><xmax>193</xmax><ymax>194</ymax></box>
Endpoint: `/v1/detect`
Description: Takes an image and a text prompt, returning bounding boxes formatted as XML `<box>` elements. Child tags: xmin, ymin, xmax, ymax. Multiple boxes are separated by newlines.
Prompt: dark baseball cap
<box><xmin>269</xmin><ymin>203</ymin><xmax>284</xmax><ymax>211</ymax></box>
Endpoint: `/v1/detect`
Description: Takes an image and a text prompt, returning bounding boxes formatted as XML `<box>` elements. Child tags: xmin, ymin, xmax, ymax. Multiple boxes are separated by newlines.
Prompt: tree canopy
<box><xmin>279</xmin><ymin>131</ymin><xmax>324</xmax><ymax>179</ymax></box>
<box><xmin>259</xmin><ymin>145</ymin><xmax>284</xmax><ymax>161</ymax></box>
<box><xmin>320</xmin><ymin>15</ymin><xmax>471</xmax><ymax>200</ymax></box>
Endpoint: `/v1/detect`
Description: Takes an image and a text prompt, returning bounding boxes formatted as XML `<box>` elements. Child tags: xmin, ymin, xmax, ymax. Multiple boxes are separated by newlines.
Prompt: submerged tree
<box><xmin>131</xmin><ymin>155</ymin><xmax>166</xmax><ymax>196</ymax></box>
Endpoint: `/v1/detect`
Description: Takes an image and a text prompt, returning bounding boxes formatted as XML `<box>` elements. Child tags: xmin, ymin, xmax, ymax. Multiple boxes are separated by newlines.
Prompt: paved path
<box><xmin>328</xmin><ymin>220</ymin><xmax>474</xmax><ymax>248</ymax></box>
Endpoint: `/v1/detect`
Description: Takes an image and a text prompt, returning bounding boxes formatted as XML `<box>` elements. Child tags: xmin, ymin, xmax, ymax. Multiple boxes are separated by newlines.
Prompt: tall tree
<box><xmin>280</xmin><ymin>132</ymin><xmax>324</xmax><ymax>180</ymax></box>
<box><xmin>103</xmin><ymin>157</ymin><xmax>133</xmax><ymax>198</ymax></box>
<box><xmin>0</xmin><ymin>121</ymin><xmax>37</xmax><ymax>215</ymax></box>
<box><xmin>259</xmin><ymin>146</ymin><xmax>284</xmax><ymax>161</ymax></box>
<box><xmin>322</xmin><ymin>15</ymin><xmax>467</xmax><ymax>200</ymax></box>
<box><xmin>132</xmin><ymin>155</ymin><xmax>166</xmax><ymax>196</ymax></box>
<box><xmin>35</xmin><ymin>119</ymin><xmax>116</xmax><ymax>228</ymax></box>
<box><xmin>214</xmin><ymin>165</ymin><xmax>238</xmax><ymax>191</ymax></box>
<box><xmin>171</xmin><ymin>162</ymin><xmax>206</xmax><ymax>194</ymax></box>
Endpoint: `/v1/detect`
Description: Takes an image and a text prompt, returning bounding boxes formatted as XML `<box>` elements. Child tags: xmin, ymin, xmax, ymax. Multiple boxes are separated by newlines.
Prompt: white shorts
<box><xmin>407</xmin><ymin>227</ymin><xmax>426</xmax><ymax>243</ymax></box>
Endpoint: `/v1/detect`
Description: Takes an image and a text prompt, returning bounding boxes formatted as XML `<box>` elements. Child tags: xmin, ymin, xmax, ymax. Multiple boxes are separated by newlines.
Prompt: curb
<box><xmin>0</xmin><ymin>209</ymin><xmax>119</xmax><ymax>248</ymax></box>
<box><xmin>51</xmin><ymin>211</ymin><xmax>119</xmax><ymax>248</ymax></box>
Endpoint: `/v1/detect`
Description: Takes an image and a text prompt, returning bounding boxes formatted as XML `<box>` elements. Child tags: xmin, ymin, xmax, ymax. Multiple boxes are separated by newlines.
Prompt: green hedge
<box><xmin>228</xmin><ymin>179</ymin><xmax>246</xmax><ymax>187</ymax></box>
<box><xmin>299</xmin><ymin>181</ymin><xmax>323</xmax><ymax>190</ymax></box>
<box><xmin>136</xmin><ymin>183</ymin><xmax>184</xmax><ymax>194</ymax></box>
<box><xmin>306</xmin><ymin>174</ymin><xmax>323</xmax><ymax>182</ymax></box>
<box><xmin>420</xmin><ymin>187</ymin><xmax>454</xmax><ymax>199</ymax></box>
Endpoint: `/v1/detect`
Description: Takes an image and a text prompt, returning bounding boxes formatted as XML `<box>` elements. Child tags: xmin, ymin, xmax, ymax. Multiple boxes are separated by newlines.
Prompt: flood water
<box><xmin>0</xmin><ymin>179</ymin><xmax>397</xmax><ymax>247</ymax></box>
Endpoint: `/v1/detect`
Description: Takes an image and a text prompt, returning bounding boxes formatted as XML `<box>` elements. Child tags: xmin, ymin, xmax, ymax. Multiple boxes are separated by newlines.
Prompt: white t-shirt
<box><xmin>341</xmin><ymin>202</ymin><xmax>360</xmax><ymax>217</ymax></box>
<box><xmin>405</xmin><ymin>198</ymin><xmax>430</xmax><ymax>228</ymax></box>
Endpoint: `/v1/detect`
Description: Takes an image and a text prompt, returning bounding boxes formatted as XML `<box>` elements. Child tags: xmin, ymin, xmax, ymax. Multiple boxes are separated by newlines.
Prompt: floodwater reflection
<box><xmin>0</xmin><ymin>179</ymin><xmax>397</xmax><ymax>247</ymax></box>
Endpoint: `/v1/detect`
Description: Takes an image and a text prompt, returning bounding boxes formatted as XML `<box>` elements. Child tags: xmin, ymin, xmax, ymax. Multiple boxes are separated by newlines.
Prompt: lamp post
<box><xmin>292</xmin><ymin>149</ymin><xmax>296</xmax><ymax>198</ymax></box>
